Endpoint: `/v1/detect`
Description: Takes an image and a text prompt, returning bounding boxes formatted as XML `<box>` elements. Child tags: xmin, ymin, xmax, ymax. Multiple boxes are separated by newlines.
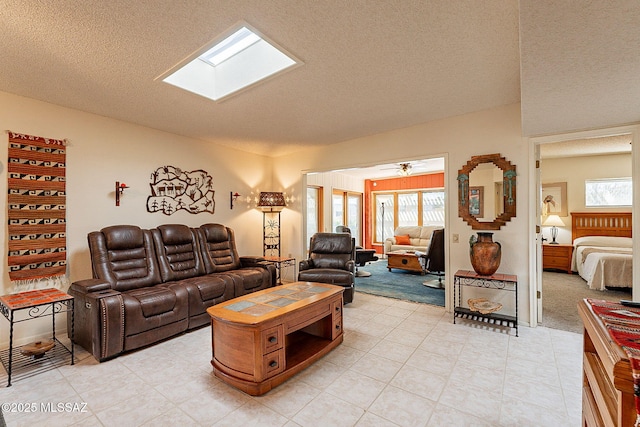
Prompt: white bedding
<box><xmin>571</xmin><ymin>236</ymin><xmax>633</xmax><ymax>290</ymax></box>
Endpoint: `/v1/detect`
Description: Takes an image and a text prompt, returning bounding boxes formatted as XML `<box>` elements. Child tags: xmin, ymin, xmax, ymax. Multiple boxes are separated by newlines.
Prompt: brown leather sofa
<box><xmin>68</xmin><ymin>223</ymin><xmax>275</xmax><ymax>362</ymax></box>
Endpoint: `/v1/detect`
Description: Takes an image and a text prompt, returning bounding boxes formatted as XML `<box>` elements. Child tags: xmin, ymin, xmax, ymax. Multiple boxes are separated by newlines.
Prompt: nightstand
<box><xmin>542</xmin><ymin>243</ymin><xmax>573</xmax><ymax>274</ymax></box>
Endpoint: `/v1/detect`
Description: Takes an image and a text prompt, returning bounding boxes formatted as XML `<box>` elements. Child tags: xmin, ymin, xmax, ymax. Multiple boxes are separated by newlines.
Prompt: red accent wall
<box><xmin>363</xmin><ymin>172</ymin><xmax>444</xmax><ymax>252</ymax></box>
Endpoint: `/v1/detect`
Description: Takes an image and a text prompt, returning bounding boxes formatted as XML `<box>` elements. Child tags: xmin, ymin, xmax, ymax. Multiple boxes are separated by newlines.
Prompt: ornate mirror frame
<box><xmin>457</xmin><ymin>153</ymin><xmax>517</xmax><ymax>230</ymax></box>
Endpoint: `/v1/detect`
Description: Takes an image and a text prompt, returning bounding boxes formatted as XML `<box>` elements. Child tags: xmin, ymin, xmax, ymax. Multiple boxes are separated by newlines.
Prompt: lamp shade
<box><xmin>258</xmin><ymin>192</ymin><xmax>286</xmax><ymax>211</ymax></box>
<box><xmin>543</xmin><ymin>214</ymin><xmax>565</xmax><ymax>227</ymax></box>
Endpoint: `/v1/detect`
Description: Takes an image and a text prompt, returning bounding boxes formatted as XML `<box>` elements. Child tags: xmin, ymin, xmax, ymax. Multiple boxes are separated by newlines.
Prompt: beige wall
<box><xmin>275</xmin><ymin>103</ymin><xmax>530</xmax><ymax>321</ymax></box>
<box><xmin>541</xmin><ymin>153</ymin><xmax>632</xmax><ymax>244</ymax></box>
<box><xmin>0</xmin><ymin>96</ymin><xmax>532</xmax><ymax>344</ymax></box>
<box><xmin>0</xmin><ymin>91</ymin><xmax>272</xmax><ymax>344</ymax></box>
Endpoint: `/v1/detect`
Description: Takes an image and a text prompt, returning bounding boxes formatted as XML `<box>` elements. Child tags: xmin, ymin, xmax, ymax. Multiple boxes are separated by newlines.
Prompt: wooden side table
<box><xmin>0</xmin><ymin>288</ymin><xmax>74</xmax><ymax>386</ymax></box>
<box><xmin>263</xmin><ymin>256</ymin><xmax>296</xmax><ymax>285</ymax></box>
<box><xmin>542</xmin><ymin>243</ymin><xmax>573</xmax><ymax>274</ymax></box>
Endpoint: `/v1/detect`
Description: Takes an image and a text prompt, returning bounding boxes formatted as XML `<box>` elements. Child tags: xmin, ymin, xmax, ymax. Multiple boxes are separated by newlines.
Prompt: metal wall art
<box><xmin>147</xmin><ymin>166</ymin><xmax>215</xmax><ymax>215</ymax></box>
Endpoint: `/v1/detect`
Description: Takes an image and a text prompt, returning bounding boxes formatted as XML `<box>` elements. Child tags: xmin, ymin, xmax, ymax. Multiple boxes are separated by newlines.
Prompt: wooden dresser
<box><xmin>578</xmin><ymin>300</ymin><xmax>635</xmax><ymax>427</ymax></box>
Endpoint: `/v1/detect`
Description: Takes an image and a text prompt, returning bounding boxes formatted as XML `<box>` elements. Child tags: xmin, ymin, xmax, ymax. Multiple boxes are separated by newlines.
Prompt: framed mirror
<box><xmin>457</xmin><ymin>153</ymin><xmax>516</xmax><ymax>230</ymax></box>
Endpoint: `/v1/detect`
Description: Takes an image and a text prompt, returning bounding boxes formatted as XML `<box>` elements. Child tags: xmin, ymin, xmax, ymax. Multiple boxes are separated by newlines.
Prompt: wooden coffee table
<box><xmin>207</xmin><ymin>281</ymin><xmax>344</xmax><ymax>396</ymax></box>
<box><xmin>387</xmin><ymin>250</ymin><xmax>426</xmax><ymax>274</ymax></box>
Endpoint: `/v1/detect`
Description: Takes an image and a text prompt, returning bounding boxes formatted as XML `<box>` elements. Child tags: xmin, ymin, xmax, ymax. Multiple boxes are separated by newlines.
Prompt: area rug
<box><xmin>355</xmin><ymin>260</ymin><xmax>445</xmax><ymax>306</ymax></box>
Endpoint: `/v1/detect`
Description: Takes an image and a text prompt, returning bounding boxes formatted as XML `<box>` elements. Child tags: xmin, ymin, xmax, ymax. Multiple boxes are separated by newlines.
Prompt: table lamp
<box><xmin>543</xmin><ymin>214</ymin><xmax>565</xmax><ymax>244</ymax></box>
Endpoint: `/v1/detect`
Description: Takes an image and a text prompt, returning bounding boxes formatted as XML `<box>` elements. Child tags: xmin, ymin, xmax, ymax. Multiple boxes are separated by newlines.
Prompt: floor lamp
<box><xmin>258</xmin><ymin>192</ymin><xmax>287</xmax><ymax>257</ymax></box>
<box><xmin>381</xmin><ymin>202</ymin><xmax>385</xmax><ymax>259</ymax></box>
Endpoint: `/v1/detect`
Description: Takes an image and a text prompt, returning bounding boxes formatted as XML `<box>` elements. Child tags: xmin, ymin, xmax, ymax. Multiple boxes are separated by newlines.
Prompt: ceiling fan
<box><xmin>380</xmin><ymin>162</ymin><xmax>414</xmax><ymax>176</ymax></box>
<box><xmin>397</xmin><ymin>163</ymin><xmax>412</xmax><ymax>176</ymax></box>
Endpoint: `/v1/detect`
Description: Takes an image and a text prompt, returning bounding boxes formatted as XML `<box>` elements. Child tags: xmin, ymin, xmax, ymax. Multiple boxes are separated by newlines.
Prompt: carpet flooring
<box><xmin>542</xmin><ymin>271</ymin><xmax>631</xmax><ymax>334</ymax></box>
<box><xmin>355</xmin><ymin>260</ymin><xmax>445</xmax><ymax>306</ymax></box>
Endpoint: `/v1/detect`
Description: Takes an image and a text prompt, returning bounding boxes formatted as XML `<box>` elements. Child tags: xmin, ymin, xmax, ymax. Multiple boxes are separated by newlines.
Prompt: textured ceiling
<box><xmin>520</xmin><ymin>1</ymin><xmax>640</xmax><ymax>137</ymax></box>
<box><xmin>0</xmin><ymin>0</ymin><xmax>520</xmax><ymax>156</ymax></box>
<box><xmin>0</xmin><ymin>2</ymin><xmax>636</xmax><ymax>157</ymax></box>
<box><xmin>540</xmin><ymin>134</ymin><xmax>632</xmax><ymax>159</ymax></box>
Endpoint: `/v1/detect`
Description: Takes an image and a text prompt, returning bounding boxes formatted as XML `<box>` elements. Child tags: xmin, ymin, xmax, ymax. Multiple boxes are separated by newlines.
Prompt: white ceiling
<box><xmin>330</xmin><ymin>158</ymin><xmax>445</xmax><ymax>180</ymax></box>
<box><xmin>0</xmin><ymin>1</ymin><xmax>637</xmax><ymax>157</ymax></box>
<box><xmin>540</xmin><ymin>134</ymin><xmax>632</xmax><ymax>159</ymax></box>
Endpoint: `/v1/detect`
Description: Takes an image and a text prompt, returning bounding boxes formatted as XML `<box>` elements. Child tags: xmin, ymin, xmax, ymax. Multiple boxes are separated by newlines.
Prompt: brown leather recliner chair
<box><xmin>298</xmin><ymin>232</ymin><xmax>355</xmax><ymax>304</ymax></box>
<box><xmin>335</xmin><ymin>225</ymin><xmax>378</xmax><ymax>277</ymax></box>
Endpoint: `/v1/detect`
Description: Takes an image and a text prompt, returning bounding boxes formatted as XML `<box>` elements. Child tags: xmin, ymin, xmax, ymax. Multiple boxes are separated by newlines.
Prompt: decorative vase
<box><xmin>469</xmin><ymin>232</ymin><xmax>501</xmax><ymax>276</ymax></box>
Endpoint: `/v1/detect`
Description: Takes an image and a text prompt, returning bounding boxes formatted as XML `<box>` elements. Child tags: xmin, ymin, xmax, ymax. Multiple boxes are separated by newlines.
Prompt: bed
<box><xmin>570</xmin><ymin>212</ymin><xmax>632</xmax><ymax>291</ymax></box>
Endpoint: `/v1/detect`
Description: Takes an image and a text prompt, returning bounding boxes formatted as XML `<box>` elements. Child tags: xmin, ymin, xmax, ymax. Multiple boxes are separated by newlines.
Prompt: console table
<box><xmin>207</xmin><ymin>281</ymin><xmax>343</xmax><ymax>395</ymax></box>
<box><xmin>453</xmin><ymin>270</ymin><xmax>518</xmax><ymax>336</ymax></box>
<box><xmin>0</xmin><ymin>288</ymin><xmax>74</xmax><ymax>386</ymax></box>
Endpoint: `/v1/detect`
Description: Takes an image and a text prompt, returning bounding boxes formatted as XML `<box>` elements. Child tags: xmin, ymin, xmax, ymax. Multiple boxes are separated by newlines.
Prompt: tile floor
<box><xmin>0</xmin><ymin>292</ymin><xmax>583</xmax><ymax>427</ymax></box>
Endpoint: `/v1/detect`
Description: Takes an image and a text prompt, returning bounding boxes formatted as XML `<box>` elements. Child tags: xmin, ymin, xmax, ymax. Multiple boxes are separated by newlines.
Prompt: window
<box><xmin>332</xmin><ymin>190</ymin><xmax>363</xmax><ymax>245</ymax></box>
<box><xmin>374</xmin><ymin>194</ymin><xmax>395</xmax><ymax>243</ymax></box>
<box><xmin>585</xmin><ymin>178</ymin><xmax>632</xmax><ymax>207</ymax></box>
<box><xmin>397</xmin><ymin>193</ymin><xmax>418</xmax><ymax>227</ymax></box>
<box><xmin>373</xmin><ymin>189</ymin><xmax>444</xmax><ymax>243</ymax></box>
<box><xmin>306</xmin><ymin>186</ymin><xmax>323</xmax><ymax>237</ymax></box>
<box><xmin>422</xmin><ymin>190</ymin><xmax>445</xmax><ymax>225</ymax></box>
<box><xmin>347</xmin><ymin>193</ymin><xmax>362</xmax><ymax>244</ymax></box>
<box><xmin>332</xmin><ymin>191</ymin><xmax>344</xmax><ymax>232</ymax></box>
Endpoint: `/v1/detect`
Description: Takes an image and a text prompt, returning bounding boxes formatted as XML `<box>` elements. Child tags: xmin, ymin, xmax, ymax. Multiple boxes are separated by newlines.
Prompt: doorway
<box><xmin>532</xmin><ymin>128</ymin><xmax>638</xmax><ymax>332</ymax></box>
<box><xmin>303</xmin><ymin>156</ymin><xmax>449</xmax><ymax>308</ymax></box>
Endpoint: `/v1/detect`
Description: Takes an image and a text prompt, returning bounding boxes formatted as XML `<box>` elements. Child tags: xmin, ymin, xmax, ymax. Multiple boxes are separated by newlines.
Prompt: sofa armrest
<box><xmin>346</xmin><ymin>260</ymin><xmax>356</xmax><ymax>274</ymax></box>
<box><xmin>239</xmin><ymin>255</ymin><xmax>266</xmax><ymax>265</ymax></box>
<box><xmin>69</xmin><ymin>278</ymin><xmax>112</xmax><ymax>294</ymax></box>
<box><xmin>68</xmin><ymin>282</ymin><xmax>124</xmax><ymax>362</ymax></box>
<box><xmin>384</xmin><ymin>237</ymin><xmax>396</xmax><ymax>254</ymax></box>
<box><xmin>239</xmin><ymin>257</ymin><xmax>277</xmax><ymax>287</ymax></box>
<box><xmin>299</xmin><ymin>259</ymin><xmax>314</xmax><ymax>272</ymax></box>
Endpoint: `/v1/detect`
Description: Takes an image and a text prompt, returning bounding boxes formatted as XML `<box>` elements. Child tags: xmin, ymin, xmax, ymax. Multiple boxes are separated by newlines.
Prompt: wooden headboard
<box><xmin>571</xmin><ymin>212</ymin><xmax>632</xmax><ymax>242</ymax></box>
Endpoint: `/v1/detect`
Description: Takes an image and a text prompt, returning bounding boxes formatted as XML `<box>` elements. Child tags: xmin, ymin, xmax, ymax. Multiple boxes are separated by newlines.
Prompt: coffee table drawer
<box><xmin>263</xmin><ymin>349</ymin><xmax>285</xmax><ymax>378</ymax></box>
<box><xmin>262</xmin><ymin>325</ymin><xmax>284</xmax><ymax>355</ymax></box>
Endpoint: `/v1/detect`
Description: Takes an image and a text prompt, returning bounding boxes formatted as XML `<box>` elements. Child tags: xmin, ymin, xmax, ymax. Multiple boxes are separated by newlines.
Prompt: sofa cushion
<box><xmin>103</xmin><ymin>225</ymin><xmax>144</xmax><ymax>250</ymax></box>
<box><xmin>122</xmin><ymin>283</ymin><xmax>189</xmax><ymax>336</ymax></box>
<box><xmin>152</xmin><ymin>225</ymin><xmax>204</xmax><ymax>282</ymax></box>
<box><xmin>198</xmin><ymin>224</ymin><xmax>242</xmax><ymax>273</ymax></box>
<box><xmin>90</xmin><ymin>226</ymin><xmax>162</xmax><ymax>292</ymax></box>
<box><xmin>130</xmin><ymin>287</ymin><xmax>177</xmax><ymax>318</ymax></box>
<box><xmin>298</xmin><ymin>268</ymin><xmax>353</xmax><ymax>286</ymax></box>
<box><xmin>395</xmin><ymin>234</ymin><xmax>411</xmax><ymax>245</ymax></box>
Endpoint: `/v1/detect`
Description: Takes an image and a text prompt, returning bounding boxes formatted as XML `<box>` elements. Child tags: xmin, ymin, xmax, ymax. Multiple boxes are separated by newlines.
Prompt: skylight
<box><xmin>200</xmin><ymin>27</ymin><xmax>261</xmax><ymax>66</ymax></box>
<box><xmin>160</xmin><ymin>25</ymin><xmax>302</xmax><ymax>102</ymax></box>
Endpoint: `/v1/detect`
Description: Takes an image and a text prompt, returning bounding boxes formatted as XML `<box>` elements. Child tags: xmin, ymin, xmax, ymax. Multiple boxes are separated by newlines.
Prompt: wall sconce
<box><xmin>115</xmin><ymin>181</ymin><xmax>129</xmax><ymax>206</ymax></box>
<box><xmin>230</xmin><ymin>192</ymin><xmax>241</xmax><ymax>209</ymax></box>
